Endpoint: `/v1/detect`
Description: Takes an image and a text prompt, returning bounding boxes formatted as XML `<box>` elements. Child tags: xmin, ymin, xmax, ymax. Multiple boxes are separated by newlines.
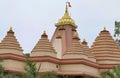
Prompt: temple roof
<box><xmin>82</xmin><ymin>39</ymin><xmax>95</xmax><ymax>58</ymax></box>
<box><xmin>55</xmin><ymin>5</ymin><xmax>77</xmax><ymax>28</ymax></box>
<box><xmin>91</xmin><ymin>27</ymin><xmax>120</xmax><ymax>61</ymax></box>
<box><xmin>32</xmin><ymin>31</ymin><xmax>56</xmax><ymax>53</ymax></box>
<box><xmin>0</xmin><ymin>27</ymin><xmax>23</xmax><ymax>51</ymax></box>
<box><xmin>65</xmin><ymin>32</ymin><xmax>86</xmax><ymax>55</ymax></box>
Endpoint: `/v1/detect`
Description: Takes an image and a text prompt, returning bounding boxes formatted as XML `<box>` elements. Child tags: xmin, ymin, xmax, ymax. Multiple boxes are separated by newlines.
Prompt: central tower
<box><xmin>51</xmin><ymin>3</ymin><xmax>78</xmax><ymax>58</ymax></box>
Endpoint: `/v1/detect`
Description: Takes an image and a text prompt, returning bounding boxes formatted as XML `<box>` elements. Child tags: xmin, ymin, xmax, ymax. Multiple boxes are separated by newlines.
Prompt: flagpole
<box><xmin>66</xmin><ymin>1</ymin><xmax>68</xmax><ymax>13</ymax></box>
<box><xmin>66</xmin><ymin>1</ymin><xmax>72</xmax><ymax>16</ymax></box>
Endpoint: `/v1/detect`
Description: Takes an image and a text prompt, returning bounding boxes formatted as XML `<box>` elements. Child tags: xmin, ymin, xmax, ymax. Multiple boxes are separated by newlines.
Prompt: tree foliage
<box><xmin>101</xmin><ymin>65</ymin><xmax>120</xmax><ymax>78</ymax></box>
<box><xmin>0</xmin><ymin>57</ymin><xmax>5</xmax><ymax>78</ymax></box>
<box><xmin>24</xmin><ymin>59</ymin><xmax>38</xmax><ymax>78</ymax></box>
<box><xmin>114</xmin><ymin>21</ymin><xmax>120</xmax><ymax>45</ymax></box>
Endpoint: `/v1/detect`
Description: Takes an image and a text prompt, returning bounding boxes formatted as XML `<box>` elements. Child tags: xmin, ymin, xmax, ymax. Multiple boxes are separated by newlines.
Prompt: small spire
<box><xmin>83</xmin><ymin>38</ymin><xmax>86</xmax><ymax>42</ymax></box>
<box><xmin>82</xmin><ymin>38</ymin><xmax>87</xmax><ymax>45</ymax></box>
<box><xmin>102</xmin><ymin>26</ymin><xmax>108</xmax><ymax>32</ymax></box>
<box><xmin>0</xmin><ymin>26</ymin><xmax>23</xmax><ymax>51</ymax></box>
<box><xmin>43</xmin><ymin>30</ymin><xmax>46</xmax><ymax>35</ymax></box>
<box><xmin>8</xmin><ymin>26</ymin><xmax>14</xmax><ymax>33</ymax></box>
<box><xmin>41</xmin><ymin>30</ymin><xmax>48</xmax><ymax>38</ymax></box>
<box><xmin>10</xmin><ymin>26</ymin><xmax>12</xmax><ymax>30</ymax></box>
<box><xmin>104</xmin><ymin>26</ymin><xmax>106</xmax><ymax>30</ymax></box>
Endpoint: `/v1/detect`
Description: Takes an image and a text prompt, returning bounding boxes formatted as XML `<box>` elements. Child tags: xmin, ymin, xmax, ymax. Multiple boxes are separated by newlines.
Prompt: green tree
<box><xmin>101</xmin><ymin>65</ymin><xmax>120</xmax><ymax>78</ymax></box>
<box><xmin>24</xmin><ymin>59</ymin><xmax>38</xmax><ymax>78</ymax></box>
<box><xmin>114</xmin><ymin>21</ymin><xmax>120</xmax><ymax>45</ymax></box>
<box><xmin>0</xmin><ymin>64</ymin><xmax>5</xmax><ymax>78</ymax></box>
<box><xmin>0</xmin><ymin>57</ymin><xmax>5</xmax><ymax>78</ymax></box>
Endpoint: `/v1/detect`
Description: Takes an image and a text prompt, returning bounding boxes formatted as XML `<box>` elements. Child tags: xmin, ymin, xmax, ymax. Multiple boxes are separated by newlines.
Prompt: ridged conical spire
<box><xmin>64</xmin><ymin>32</ymin><xmax>86</xmax><ymax>55</ymax></box>
<box><xmin>0</xmin><ymin>27</ymin><xmax>23</xmax><ymax>51</ymax></box>
<box><xmin>91</xmin><ymin>27</ymin><xmax>120</xmax><ymax>63</ymax></box>
<box><xmin>55</xmin><ymin>3</ymin><xmax>77</xmax><ymax>28</ymax></box>
<box><xmin>32</xmin><ymin>31</ymin><xmax>56</xmax><ymax>53</ymax></box>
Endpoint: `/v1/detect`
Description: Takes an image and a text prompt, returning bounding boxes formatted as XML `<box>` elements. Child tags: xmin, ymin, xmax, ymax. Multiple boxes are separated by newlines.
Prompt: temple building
<box><xmin>0</xmin><ymin>4</ymin><xmax>120</xmax><ymax>78</ymax></box>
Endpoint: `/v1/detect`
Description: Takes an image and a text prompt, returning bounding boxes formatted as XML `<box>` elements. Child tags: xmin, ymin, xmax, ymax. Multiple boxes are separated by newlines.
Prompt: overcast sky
<box><xmin>0</xmin><ymin>0</ymin><xmax>120</xmax><ymax>53</ymax></box>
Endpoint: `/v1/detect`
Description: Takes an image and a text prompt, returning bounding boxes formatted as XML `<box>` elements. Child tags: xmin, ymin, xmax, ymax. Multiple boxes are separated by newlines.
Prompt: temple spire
<box><xmin>0</xmin><ymin>27</ymin><xmax>23</xmax><ymax>51</ymax></box>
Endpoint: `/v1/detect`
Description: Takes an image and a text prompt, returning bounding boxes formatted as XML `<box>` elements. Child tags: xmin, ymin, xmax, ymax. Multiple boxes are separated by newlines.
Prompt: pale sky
<box><xmin>0</xmin><ymin>0</ymin><xmax>120</xmax><ymax>53</ymax></box>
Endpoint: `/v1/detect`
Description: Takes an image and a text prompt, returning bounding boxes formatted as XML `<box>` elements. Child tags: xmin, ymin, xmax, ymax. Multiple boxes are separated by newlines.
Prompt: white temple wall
<box><xmin>36</xmin><ymin>62</ymin><xmax>59</xmax><ymax>72</ymax></box>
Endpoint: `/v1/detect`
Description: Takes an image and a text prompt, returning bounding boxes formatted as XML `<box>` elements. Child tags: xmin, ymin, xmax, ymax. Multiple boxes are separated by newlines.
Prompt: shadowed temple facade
<box><xmin>0</xmin><ymin>4</ymin><xmax>120</xmax><ymax>78</ymax></box>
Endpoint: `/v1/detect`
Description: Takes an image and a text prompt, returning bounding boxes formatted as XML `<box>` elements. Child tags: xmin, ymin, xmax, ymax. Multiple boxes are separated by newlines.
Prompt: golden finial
<box><xmin>43</xmin><ymin>30</ymin><xmax>46</xmax><ymax>34</ymax></box>
<box><xmin>83</xmin><ymin>38</ymin><xmax>86</xmax><ymax>42</ymax></box>
<box><xmin>8</xmin><ymin>26</ymin><xmax>14</xmax><ymax>33</ymax></box>
<box><xmin>55</xmin><ymin>2</ymin><xmax>77</xmax><ymax>28</ymax></box>
<box><xmin>41</xmin><ymin>30</ymin><xmax>48</xmax><ymax>38</ymax></box>
<box><xmin>10</xmin><ymin>26</ymin><xmax>12</xmax><ymax>30</ymax></box>
<box><xmin>104</xmin><ymin>26</ymin><xmax>106</xmax><ymax>30</ymax></box>
<box><xmin>42</xmin><ymin>30</ymin><xmax>47</xmax><ymax>35</ymax></box>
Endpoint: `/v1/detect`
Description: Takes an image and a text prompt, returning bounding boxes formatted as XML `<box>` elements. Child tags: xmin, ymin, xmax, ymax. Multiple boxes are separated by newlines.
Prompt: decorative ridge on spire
<box><xmin>55</xmin><ymin>2</ymin><xmax>77</xmax><ymax>28</ymax></box>
<box><xmin>91</xmin><ymin>28</ymin><xmax>120</xmax><ymax>63</ymax></box>
<box><xmin>32</xmin><ymin>31</ymin><xmax>56</xmax><ymax>53</ymax></box>
<box><xmin>0</xmin><ymin>26</ymin><xmax>23</xmax><ymax>51</ymax></box>
<box><xmin>64</xmin><ymin>31</ymin><xmax>87</xmax><ymax>57</ymax></box>
<box><xmin>82</xmin><ymin>39</ymin><xmax>95</xmax><ymax>59</ymax></box>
